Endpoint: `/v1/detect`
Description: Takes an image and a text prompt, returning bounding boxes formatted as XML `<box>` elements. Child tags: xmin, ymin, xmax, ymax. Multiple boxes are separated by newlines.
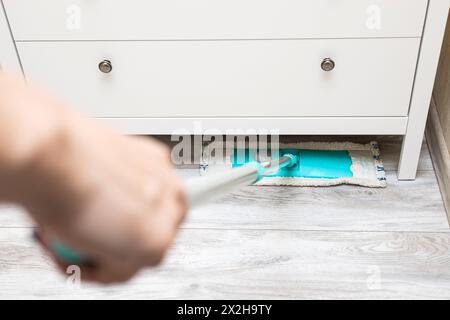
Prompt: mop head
<box><xmin>200</xmin><ymin>141</ymin><xmax>387</xmax><ymax>188</ymax></box>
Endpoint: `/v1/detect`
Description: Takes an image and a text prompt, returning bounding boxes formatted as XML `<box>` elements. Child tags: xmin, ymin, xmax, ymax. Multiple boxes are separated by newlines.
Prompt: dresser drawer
<box><xmin>5</xmin><ymin>0</ymin><xmax>427</xmax><ymax>40</ymax></box>
<box><xmin>17</xmin><ymin>39</ymin><xmax>419</xmax><ymax>118</ymax></box>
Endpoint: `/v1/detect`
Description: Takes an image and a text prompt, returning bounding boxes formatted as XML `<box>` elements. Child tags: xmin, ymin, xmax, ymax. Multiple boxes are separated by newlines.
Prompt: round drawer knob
<box><xmin>98</xmin><ymin>60</ymin><xmax>112</xmax><ymax>73</ymax></box>
<box><xmin>321</xmin><ymin>58</ymin><xmax>335</xmax><ymax>72</ymax></box>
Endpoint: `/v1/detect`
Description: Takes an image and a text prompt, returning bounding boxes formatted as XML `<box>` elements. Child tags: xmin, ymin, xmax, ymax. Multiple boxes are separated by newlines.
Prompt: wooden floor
<box><xmin>0</xmin><ymin>136</ymin><xmax>449</xmax><ymax>299</ymax></box>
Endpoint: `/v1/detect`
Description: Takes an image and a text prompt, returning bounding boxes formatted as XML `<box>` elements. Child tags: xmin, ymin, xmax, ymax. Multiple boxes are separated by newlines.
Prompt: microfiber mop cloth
<box><xmin>200</xmin><ymin>141</ymin><xmax>387</xmax><ymax>188</ymax></box>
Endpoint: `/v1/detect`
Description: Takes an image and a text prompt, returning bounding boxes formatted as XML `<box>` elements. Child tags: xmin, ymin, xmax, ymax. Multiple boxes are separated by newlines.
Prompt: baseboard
<box><xmin>425</xmin><ymin>99</ymin><xmax>450</xmax><ymax>220</ymax></box>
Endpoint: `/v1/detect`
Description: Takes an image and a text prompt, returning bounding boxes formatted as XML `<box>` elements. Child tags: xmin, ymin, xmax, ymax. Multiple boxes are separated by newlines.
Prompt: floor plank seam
<box><xmin>176</xmin><ymin>227</ymin><xmax>450</xmax><ymax>234</ymax></box>
<box><xmin>2</xmin><ymin>226</ymin><xmax>449</xmax><ymax>235</ymax></box>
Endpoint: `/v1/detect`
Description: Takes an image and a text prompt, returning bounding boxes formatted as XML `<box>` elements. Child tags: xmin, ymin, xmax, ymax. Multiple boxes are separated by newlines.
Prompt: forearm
<box><xmin>0</xmin><ymin>71</ymin><xmax>69</xmax><ymax>203</ymax></box>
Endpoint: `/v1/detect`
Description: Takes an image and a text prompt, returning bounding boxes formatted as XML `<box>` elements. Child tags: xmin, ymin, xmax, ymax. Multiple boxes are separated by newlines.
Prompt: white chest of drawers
<box><xmin>1</xmin><ymin>0</ymin><xmax>449</xmax><ymax>180</ymax></box>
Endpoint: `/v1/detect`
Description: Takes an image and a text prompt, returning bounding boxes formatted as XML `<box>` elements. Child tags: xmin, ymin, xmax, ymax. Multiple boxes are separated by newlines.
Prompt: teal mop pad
<box><xmin>201</xmin><ymin>141</ymin><xmax>386</xmax><ymax>187</ymax></box>
<box><xmin>231</xmin><ymin>148</ymin><xmax>354</xmax><ymax>179</ymax></box>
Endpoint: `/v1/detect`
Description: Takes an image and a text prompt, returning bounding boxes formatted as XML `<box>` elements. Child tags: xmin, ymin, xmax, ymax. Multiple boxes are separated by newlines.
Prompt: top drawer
<box><xmin>4</xmin><ymin>0</ymin><xmax>428</xmax><ymax>40</ymax></box>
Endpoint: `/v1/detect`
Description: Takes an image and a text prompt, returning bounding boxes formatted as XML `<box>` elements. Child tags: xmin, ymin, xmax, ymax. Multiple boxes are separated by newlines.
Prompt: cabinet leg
<box><xmin>398</xmin><ymin>131</ymin><xmax>424</xmax><ymax>181</ymax></box>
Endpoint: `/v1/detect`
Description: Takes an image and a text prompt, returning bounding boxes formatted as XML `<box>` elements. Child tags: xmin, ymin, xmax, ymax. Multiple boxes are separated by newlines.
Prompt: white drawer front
<box><xmin>17</xmin><ymin>39</ymin><xmax>419</xmax><ymax>118</ymax></box>
<box><xmin>5</xmin><ymin>0</ymin><xmax>427</xmax><ymax>40</ymax></box>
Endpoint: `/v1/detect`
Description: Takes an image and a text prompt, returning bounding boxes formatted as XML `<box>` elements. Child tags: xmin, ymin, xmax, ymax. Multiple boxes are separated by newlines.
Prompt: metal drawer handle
<box><xmin>321</xmin><ymin>58</ymin><xmax>335</xmax><ymax>72</ymax></box>
<box><xmin>98</xmin><ymin>60</ymin><xmax>112</xmax><ymax>73</ymax></box>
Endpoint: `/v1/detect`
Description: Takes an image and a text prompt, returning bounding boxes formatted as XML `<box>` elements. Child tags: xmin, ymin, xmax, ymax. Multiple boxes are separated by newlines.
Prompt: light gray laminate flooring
<box><xmin>0</xmin><ymin>136</ymin><xmax>449</xmax><ymax>299</ymax></box>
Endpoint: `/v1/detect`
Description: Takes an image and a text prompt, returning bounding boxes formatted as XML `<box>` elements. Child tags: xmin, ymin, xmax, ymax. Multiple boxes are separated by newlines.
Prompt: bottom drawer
<box><xmin>17</xmin><ymin>39</ymin><xmax>419</xmax><ymax>118</ymax></box>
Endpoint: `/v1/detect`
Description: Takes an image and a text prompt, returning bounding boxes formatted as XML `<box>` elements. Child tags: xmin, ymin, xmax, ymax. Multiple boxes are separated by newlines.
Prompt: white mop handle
<box><xmin>184</xmin><ymin>154</ymin><xmax>297</xmax><ymax>208</ymax></box>
<box><xmin>185</xmin><ymin>164</ymin><xmax>263</xmax><ymax>208</ymax></box>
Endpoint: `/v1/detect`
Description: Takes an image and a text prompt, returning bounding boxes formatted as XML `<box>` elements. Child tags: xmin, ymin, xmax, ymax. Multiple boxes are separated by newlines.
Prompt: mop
<box><xmin>47</xmin><ymin>140</ymin><xmax>386</xmax><ymax>265</ymax></box>
<box><xmin>200</xmin><ymin>141</ymin><xmax>387</xmax><ymax>188</ymax></box>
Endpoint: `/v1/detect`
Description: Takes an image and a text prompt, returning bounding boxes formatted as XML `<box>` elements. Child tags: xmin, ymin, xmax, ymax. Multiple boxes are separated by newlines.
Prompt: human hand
<box><xmin>0</xmin><ymin>71</ymin><xmax>187</xmax><ymax>283</ymax></box>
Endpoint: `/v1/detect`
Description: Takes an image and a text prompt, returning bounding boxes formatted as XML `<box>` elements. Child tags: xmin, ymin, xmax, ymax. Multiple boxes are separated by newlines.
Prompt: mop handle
<box><xmin>185</xmin><ymin>163</ymin><xmax>263</xmax><ymax>207</ymax></box>
<box><xmin>47</xmin><ymin>154</ymin><xmax>297</xmax><ymax>266</ymax></box>
<box><xmin>185</xmin><ymin>154</ymin><xmax>296</xmax><ymax>207</ymax></box>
